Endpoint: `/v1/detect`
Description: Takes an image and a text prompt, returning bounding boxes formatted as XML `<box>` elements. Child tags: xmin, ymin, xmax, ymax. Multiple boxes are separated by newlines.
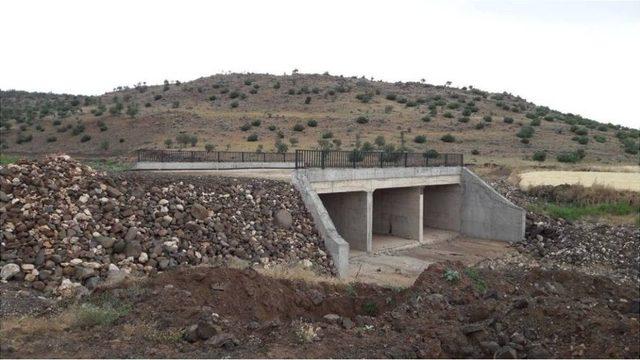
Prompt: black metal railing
<box><xmin>294</xmin><ymin>150</ymin><xmax>463</xmax><ymax>169</ymax></box>
<box><xmin>137</xmin><ymin>149</ymin><xmax>295</xmax><ymax>163</ymax></box>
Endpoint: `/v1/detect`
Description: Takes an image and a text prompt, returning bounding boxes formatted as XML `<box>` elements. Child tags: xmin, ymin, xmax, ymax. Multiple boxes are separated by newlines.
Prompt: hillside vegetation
<box><xmin>1</xmin><ymin>73</ymin><xmax>638</xmax><ymax>163</ymax></box>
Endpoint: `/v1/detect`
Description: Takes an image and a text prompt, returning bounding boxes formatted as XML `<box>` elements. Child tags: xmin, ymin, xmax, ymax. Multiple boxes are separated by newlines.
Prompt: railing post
<box><xmin>404</xmin><ymin>152</ymin><xmax>408</xmax><ymax>167</ymax></box>
<box><xmin>444</xmin><ymin>154</ymin><xmax>449</xmax><ymax>166</ymax></box>
<box><xmin>379</xmin><ymin>152</ymin><xmax>383</xmax><ymax>168</ymax></box>
<box><xmin>352</xmin><ymin>151</ymin><xmax>356</xmax><ymax>169</ymax></box>
<box><xmin>321</xmin><ymin>151</ymin><xmax>325</xmax><ymax>169</ymax></box>
<box><xmin>241</xmin><ymin>152</ymin><xmax>244</xmax><ymax>162</ymax></box>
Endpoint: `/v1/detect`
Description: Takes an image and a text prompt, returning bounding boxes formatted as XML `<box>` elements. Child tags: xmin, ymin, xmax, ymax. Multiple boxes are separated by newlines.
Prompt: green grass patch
<box><xmin>84</xmin><ymin>159</ymin><xmax>132</xmax><ymax>172</ymax></box>
<box><xmin>464</xmin><ymin>267</ymin><xmax>487</xmax><ymax>293</ymax></box>
<box><xmin>73</xmin><ymin>294</ymin><xmax>131</xmax><ymax>328</ymax></box>
<box><xmin>0</xmin><ymin>154</ymin><xmax>19</xmax><ymax>165</ymax></box>
<box><xmin>530</xmin><ymin>201</ymin><xmax>639</xmax><ymax>221</ymax></box>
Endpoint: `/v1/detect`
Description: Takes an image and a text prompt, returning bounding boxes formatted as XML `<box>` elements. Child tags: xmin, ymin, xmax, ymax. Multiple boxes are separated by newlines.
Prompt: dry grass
<box><xmin>519</xmin><ymin>170</ymin><xmax>640</xmax><ymax>192</ymax></box>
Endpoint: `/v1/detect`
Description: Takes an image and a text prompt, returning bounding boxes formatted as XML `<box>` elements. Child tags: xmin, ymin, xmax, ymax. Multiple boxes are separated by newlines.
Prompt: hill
<box><xmin>1</xmin><ymin>73</ymin><xmax>638</xmax><ymax>163</ymax></box>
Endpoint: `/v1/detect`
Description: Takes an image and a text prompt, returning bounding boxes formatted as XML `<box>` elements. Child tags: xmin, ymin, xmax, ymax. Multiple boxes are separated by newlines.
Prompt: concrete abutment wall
<box><xmin>319</xmin><ymin>192</ymin><xmax>372</xmax><ymax>252</ymax></box>
<box><xmin>423</xmin><ymin>184</ymin><xmax>462</xmax><ymax>233</ymax></box>
<box><xmin>373</xmin><ymin>187</ymin><xmax>423</xmax><ymax>242</ymax></box>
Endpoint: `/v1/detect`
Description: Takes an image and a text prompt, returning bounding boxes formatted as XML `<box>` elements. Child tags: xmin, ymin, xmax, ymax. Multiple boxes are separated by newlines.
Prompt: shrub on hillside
<box><xmin>292</xmin><ymin>123</ymin><xmax>305</xmax><ymax>131</ymax></box>
<box><xmin>475</xmin><ymin>122</ymin><xmax>485</xmax><ymax>130</ymax></box>
<box><xmin>414</xmin><ymin>135</ymin><xmax>427</xmax><ymax>144</ymax></box>
<box><xmin>517</xmin><ymin>126</ymin><xmax>534</xmax><ymax>139</ymax></box>
<box><xmin>503</xmin><ymin>116</ymin><xmax>514</xmax><ymax>124</ymax></box>
<box><xmin>530</xmin><ymin>118</ymin><xmax>541</xmax><ymax>126</ymax></box>
<box><xmin>458</xmin><ymin>117</ymin><xmax>470</xmax><ymax>123</ymax></box>
<box><xmin>80</xmin><ymin>134</ymin><xmax>91</xmax><ymax>143</ymax></box>
<box><xmin>307</xmin><ymin>119</ymin><xmax>318</xmax><ymax>127</ymax></box>
<box><xmin>356</xmin><ymin>116</ymin><xmax>369</xmax><ymax>124</ymax></box>
<box><xmin>440</xmin><ymin>134</ymin><xmax>455</xmax><ymax>142</ymax></box>
<box><xmin>240</xmin><ymin>123</ymin><xmax>251</xmax><ymax>131</ymax></box>
<box><xmin>425</xmin><ymin>149</ymin><xmax>439</xmax><ymax>158</ymax></box>
<box><xmin>443</xmin><ymin>112</ymin><xmax>453</xmax><ymax>118</ymax></box>
<box><xmin>594</xmin><ymin>135</ymin><xmax>606</xmax><ymax>143</ymax></box>
<box><xmin>247</xmin><ymin>133</ymin><xmax>258</xmax><ymax>142</ymax></box>
<box><xmin>251</xmin><ymin>119</ymin><xmax>261</xmax><ymax>127</ymax></box>
<box><xmin>230</xmin><ymin>101</ymin><xmax>239</xmax><ymax>108</ymax></box>
<box><xmin>268</xmin><ymin>125</ymin><xmax>276</xmax><ymax>131</ymax></box>
<box><xmin>532</xmin><ymin>150</ymin><xmax>546</xmax><ymax>162</ymax></box>
<box><xmin>421</xmin><ymin>115</ymin><xmax>431</xmax><ymax>122</ymax></box>
<box><xmin>483</xmin><ymin>115</ymin><xmax>492</xmax><ymax>122</ymax></box>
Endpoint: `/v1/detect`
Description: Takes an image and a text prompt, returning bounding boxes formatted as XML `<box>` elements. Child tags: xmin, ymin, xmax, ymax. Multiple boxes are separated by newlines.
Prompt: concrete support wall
<box><xmin>372</xmin><ymin>187</ymin><xmax>423</xmax><ymax>241</ymax></box>
<box><xmin>460</xmin><ymin>168</ymin><xmax>526</xmax><ymax>242</ymax></box>
<box><xmin>319</xmin><ymin>192</ymin><xmax>372</xmax><ymax>252</ymax></box>
<box><xmin>423</xmin><ymin>184</ymin><xmax>462</xmax><ymax>232</ymax></box>
<box><xmin>291</xmin><ymin>172</ymin><xmax>349</xmax><ymax>277</ymax></box>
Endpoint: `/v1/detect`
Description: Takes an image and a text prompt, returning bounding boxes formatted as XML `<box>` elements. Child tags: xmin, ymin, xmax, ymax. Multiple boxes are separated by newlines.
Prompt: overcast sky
<box><xmin>1</xmin><ymin>0</ymin><xmax>638</xmax><ymax>128</ymax></box>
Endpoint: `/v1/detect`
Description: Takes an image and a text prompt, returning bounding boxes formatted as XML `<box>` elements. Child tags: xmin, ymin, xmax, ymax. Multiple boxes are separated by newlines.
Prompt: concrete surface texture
<box><xmin>135</xmin><ymin>161</ymin><xmax>295</xmax><ymax>170</ymax></box>
<box><xmin>423</xmin><ymin>184</ymin><xmax>463</xmax><ymax>233</ymax></box>
<box><xmin>373</xmin><ymin>187</ymin><xmax>423</xmax><ymax>242</ymax></box>
<box><xmin>146</xmin><ymin>169</ymin><xmax>294</xmax><ymax>182</ymax></box>
<box><xmin>460</xmin><ymin>168</ymin><xmax>526</xmax><ymax>242</ymax></box>
<box><xmin>291</xmin><ymin>171</ymin><xmax>349</xmax><ymax>277</ymax></box>
<box><xmin>306</xmin><ymin>166</ymin><xmax>461</xmax><ymax>194</ymax></box>
<box><xmin>319</xmin><ymin>192</ymin><xmax>371</xmax><ymax>252</ymax></box>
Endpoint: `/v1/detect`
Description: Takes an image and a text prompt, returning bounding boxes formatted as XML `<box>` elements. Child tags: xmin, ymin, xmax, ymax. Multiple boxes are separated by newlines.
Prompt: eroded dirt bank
<box><xmin>1</xmin><ymin>262</ymin><xmax>638</xmax><ymax>358</ymax></box>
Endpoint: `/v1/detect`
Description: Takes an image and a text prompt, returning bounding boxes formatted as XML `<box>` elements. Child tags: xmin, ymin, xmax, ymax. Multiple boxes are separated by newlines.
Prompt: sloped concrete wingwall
<box><xmin>460</xmin><ymin>168</ymin><xmax>525</xmax><ymax>242</ymax></box>
<box><xmin>291</xmin><ymin>172</ymin><xmax>349</xmax><ymax>277</ymax></box>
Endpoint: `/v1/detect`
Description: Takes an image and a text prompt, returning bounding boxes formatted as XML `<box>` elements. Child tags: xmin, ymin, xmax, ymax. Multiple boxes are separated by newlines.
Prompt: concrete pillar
<box><xmin>372</xmin><ymin>187</ymin><xmax>423</xmax><ymax>242</ymax></box>
<box><xmin>318</xmin><ymin>191</ymin><xmax>372</xmax><ymax>252</ymax></box>
<box><xmin>423</xmin><ymin>184</ymin><xmax>463</xmax><ymax>232</ymax></box>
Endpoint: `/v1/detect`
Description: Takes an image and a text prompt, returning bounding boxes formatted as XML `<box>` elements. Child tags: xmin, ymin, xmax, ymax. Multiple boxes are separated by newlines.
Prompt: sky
<box><xmin>1</xmin><ymin>0</ymin><xmax>639</xmax><ymax>128</ymax></box>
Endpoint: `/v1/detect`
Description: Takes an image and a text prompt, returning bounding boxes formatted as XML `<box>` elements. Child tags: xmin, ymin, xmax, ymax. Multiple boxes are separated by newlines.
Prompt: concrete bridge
<box><xmin>134</xmin><ymin>149</ymin><xmax>526</xmax><ymax>278</ymax></box>
<box><xmin>292</xmin><ymin>166</ymin><xmax>525</xmax><ymax>277</ymax></box>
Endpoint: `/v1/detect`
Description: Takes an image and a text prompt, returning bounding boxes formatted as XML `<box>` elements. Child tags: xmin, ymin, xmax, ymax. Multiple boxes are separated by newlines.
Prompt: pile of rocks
<box><xmin>0</xmin><ymin>155</ymin><xmax>332</xmax><ymax>294</ymax></box>
<box><xmin>490</xmin><ymin>177</ymin><xmax>639</xmax><ymax>282</ymax></box>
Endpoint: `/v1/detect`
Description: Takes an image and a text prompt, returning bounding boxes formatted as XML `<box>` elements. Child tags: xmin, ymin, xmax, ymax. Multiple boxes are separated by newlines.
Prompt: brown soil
<box><xmin>1</xmin><ymin>262</ymin><xmax>638</xmax><ymax>359</ymax></box>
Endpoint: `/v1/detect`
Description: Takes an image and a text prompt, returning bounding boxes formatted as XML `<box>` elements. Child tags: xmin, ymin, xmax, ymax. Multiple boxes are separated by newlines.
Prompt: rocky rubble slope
<box><xmin>0</xmin><ymin>155</ymin><xmax>331</xmax><ymax>294</ymax></box>
<box><xmin>491</xmin><ymin>178</ymin><xmax>639</xmax><ymax>283</ymax></box>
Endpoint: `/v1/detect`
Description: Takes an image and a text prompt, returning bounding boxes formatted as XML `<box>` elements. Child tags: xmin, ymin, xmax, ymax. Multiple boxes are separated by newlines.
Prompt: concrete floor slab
<box><xmin>347</xmin><ymin>235</ymin><xmax>514</xmax><ymax>287</ymax></box>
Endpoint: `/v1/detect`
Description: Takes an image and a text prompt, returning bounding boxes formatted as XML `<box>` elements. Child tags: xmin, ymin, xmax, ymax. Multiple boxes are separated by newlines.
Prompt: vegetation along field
<box><xmin>1</xmin><ymin>73</ymin><xmax>638</xmax><ymax>165</ymax></box>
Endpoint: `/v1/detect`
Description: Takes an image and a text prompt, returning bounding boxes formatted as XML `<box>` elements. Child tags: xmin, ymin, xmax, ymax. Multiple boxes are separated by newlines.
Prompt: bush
<box><xmin>355</xmin><ymin>116</ymin><xmax>369</xmax><ymax>124</ymax></box>
<box><xmin>304</xmin><ymin>96</ymin><xmax>311</xmax><ymax>104</ymax></box>
<box><xmin>483</xmin><ymin>115</ymin><xmax>492</xmax><ymax>122</ymax></box>
<box><xmin>80</xmin><ymin>134</ymin><xmax>92</xmax><ymax>143</ymax></box>
<box><xmin>268</xmin><ymin>125</ymin><xmax>276</xmax><ymax>131</ymax></box>
<box><xmin>230</xmin><ymin>101</ymin><xmax>239</xmax><ymax>108</ymax></box>
<box><xmin>440</xmin><ymin>134</ymin><xmax>455</xmax><ymax>142</ymax></box>
<box><xmin>471</xmin><ymin>149</ymin><xmax>480</xmax><ymax>155</ymax></box>
<box><xmin>532</xmin><ymin>150</ymin><xmax>547</xmax><ymax>162</ymax></box>
<box><xmin>385</xmin><ymin>93</ymin><xmax>397</xmax><ymax>101</ymax></box>
<box><xmin>16</xmin><ymin>133</ymin><xmax>32</xmax><ymax>144</ymax></box>
<box><xmin>574</xmin><ymin>135</ymin><xmax>589</xmax><ymax>145</ymax></box>
<box><xmin>307</xmin><ymin>119</ymin><xmax>318</xmax><ymax>127</ymax></box>
<box><xmin>154</xmin><ymin>94</ymin><xmax>162</xmax><ymax>101</ymax></box>
<box><xmin>530</xmin><ymin>118</ymin><xmax>541</xmax><ymax>126</ymax></box>
<box><xmin>205</xmin><ymin>144</ymin><xmax>215</xmax><ymax>152</ymax></box>
<box><xmin>414</xmin><ymin>135</ymin><xmax>427</xmax><ymax>144</ymax></box>
<box><xmin>425</xmin><ymin>149</ymin><xmax>439</xmax><ymax>158</ymax></box>
<box><xmin>247</xmin><ymin>133</ymin><xmax>258</xmax><ymax>142</ymax></box>
<box><xmin>46</xmin><ymin>136</ymin><xmax>57</xmax><ymax>143</ymax></box>
<box><xmin>573</xmin><ymin>127</ymin><xmax>588</xmax><ymax>135</ymax></box>
<box><xmin>475</xmin><ymin>122</ymin><xmax>485</xmax><ymax>130</ymax></box>
<box><xmin>240</xmin><ymin>123</ymin><xmax>251</xmax><ymax>131</ymax></box>
<box><xmin>292</xmin><ymin>123</ymin><xmax>305</xmax><ymax>131</ymax></box>
<box><xmin>421</xmin><ymin>116</ymin><xmax>431</xmax><ymax>122</ymax></box>
<box><xmin>594</xmin><ymin>135</ymin><xmax>606</xmax><ymax>143</ymax></box>
<box><xmin>516</xmin><ymin>126</ymin><xmax>534</xmax><ymax>139</ymax></box>
<box><xmin>322</xmin><ymin>131</ymin><xmax>333</xmax><ymax>139</ymax></box>
<box><xmin>385</xmin><ymin>105</ymin><xmax>394</xmax><ymax>114</ymax></box>
<box><xmin>557</xmin><ymin>150</ymin><xmax>585</xmax><ymax>163</ymax></box>
<box><xmin>273</xmin><ymin>81</ymin><xmax>281</xmax><ymax>89</ymax></box>
<box><xmin>443</xmin><ymin>112</ymin><xmax>453</xmax><ymax>118</ymax></box>
<box><xmin>251</xmin><ymin>119</ymin><xmax>261</xmax><ymax>127</ymax></box>
<box><xmin>356</xmin><ymin>93</ymin><xmax>373</xmax><ymax>103</ymax></box>
<box><xmin>71</xmin><ymin>123</ymin><xmax>85</xmax><ymax>136</ymax></box>
<box><xmin>458</xmin><ymin>117</ymin><xmax>470</xmax><ymax>123</ymax></box>
<box><xmin>521</xmin><ymin>138</ymin><xmax>530</xmax><ymax>144</ymax></box>
<box><xmin>503</xmin><ymin>116</ymin><xmax>514</xmax><ymax>124</ymax></box>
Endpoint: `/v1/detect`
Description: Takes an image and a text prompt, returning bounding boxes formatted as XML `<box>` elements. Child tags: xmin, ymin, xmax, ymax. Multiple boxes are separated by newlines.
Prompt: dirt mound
<box><xmin>1</xmin><ymin>263</ymin><xmax>637</xmax><ymax>358</ymax></box>
<box><xmin>0</xmin><ymin>155</ymin><xmax>332</xmax><ymax>294</ymax></box>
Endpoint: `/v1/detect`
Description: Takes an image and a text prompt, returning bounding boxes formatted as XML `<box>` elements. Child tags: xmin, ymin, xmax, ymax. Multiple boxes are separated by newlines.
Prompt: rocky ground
<box><xmin>0</xmin><ymin>155</ymin><xmax>331</xmax><ymax>296</ymax></box>
<box><xmin>0</xmin><ymin>262</ymin><xmax>638</xmax><ymax>358</ymax></box>
<box><xmin>1</xmin><ymin>158</ymin><xmax>639</xmax><ymax>358</ymax></box>
<box><xmin>486</xmin><ymin>175</ymin><xmax>640</xmax><ymax>284</ymax></box>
